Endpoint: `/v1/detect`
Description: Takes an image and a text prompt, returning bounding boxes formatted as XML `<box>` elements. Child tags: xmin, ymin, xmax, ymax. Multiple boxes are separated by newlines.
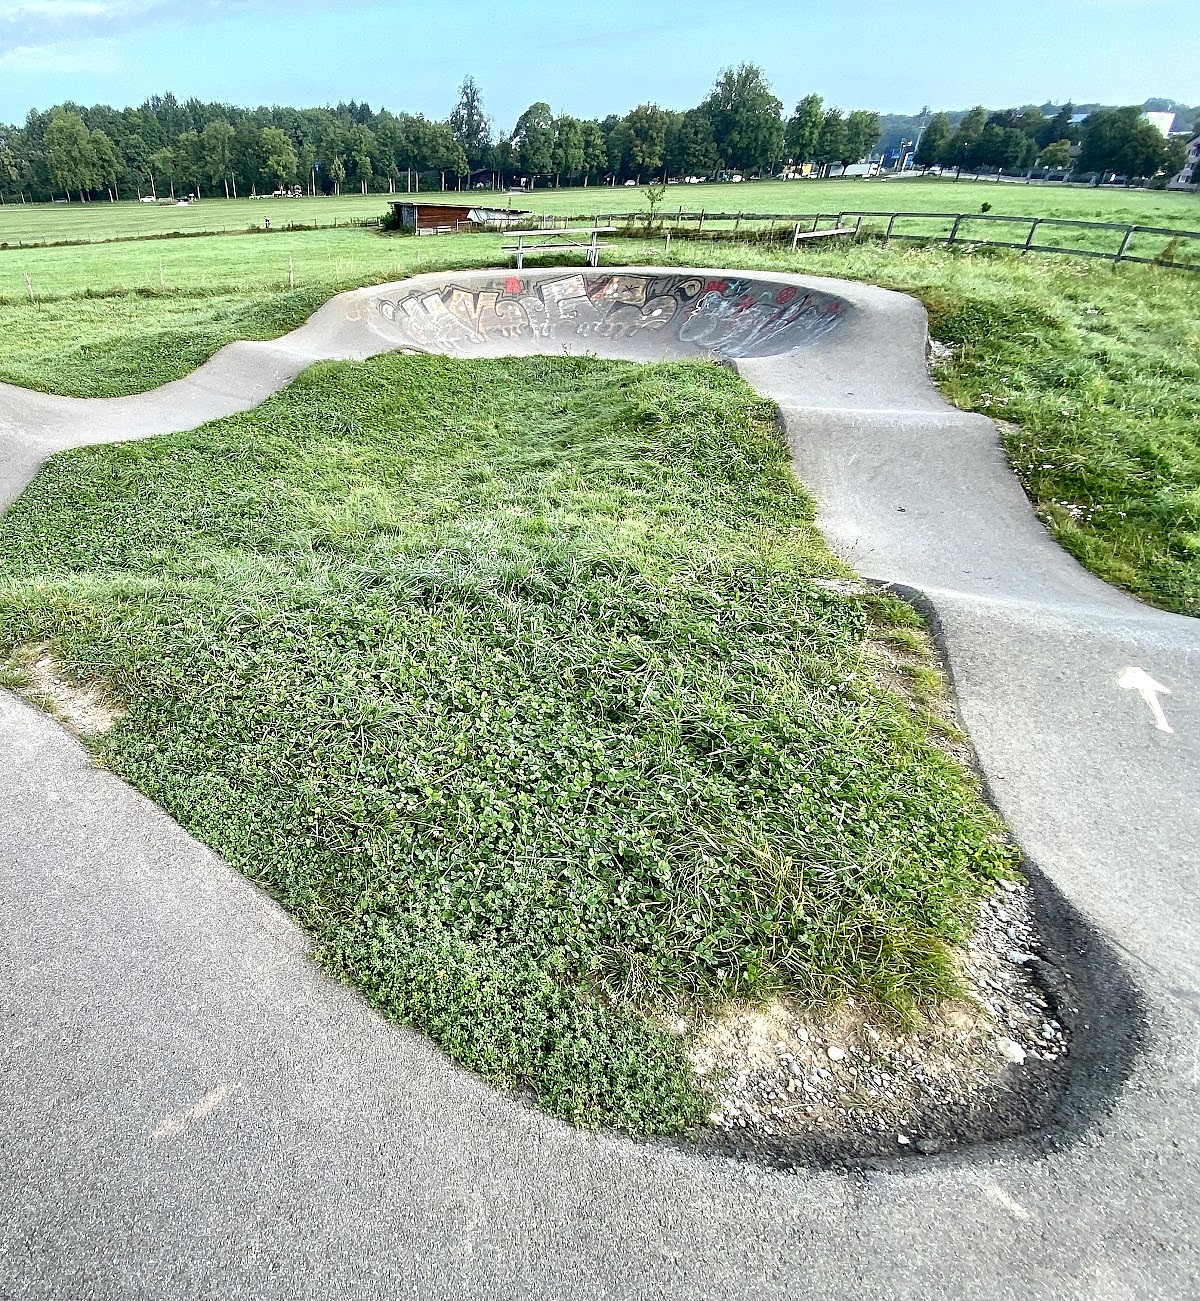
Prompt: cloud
<box><xmin>0</xmin><ymin>34</ymin><xmax>122</xmax><ymax>72</ymax></box>
<box><xmin>0</xmin><ymin>0</ymin><xmax>167</xmax><ymax>50</ymax></box>
<box><xmin>0</xmin><ymin>0</ymin><xmax>365</xmax><ymax>58</ymax></box>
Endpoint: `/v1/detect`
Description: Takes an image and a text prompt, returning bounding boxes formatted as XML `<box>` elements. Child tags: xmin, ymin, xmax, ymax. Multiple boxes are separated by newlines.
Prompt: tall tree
<box><xmin>625</xmin><ymin>103</ymin><xmax>669</xmax><ymax>182</ymax></box>
<box><xmin>147</xmin><ymin>146</ymin><xmax>176</xmax><ymax>198</ymax></box>
<box><xmin>946</xmin><ymin>106</ymin><xmax>988</xmax><ymax>172</ymax></box>
<box><xmin>969</xmin><ymin>123</ymin><xmax>1035</xmax><ymax>172</ymax></box>
<box><xmin>425</xmin><ymin>121</ymin><xmax>468</xmax><ymax>190</ymax></box>
<box><xmin>701</xmin><ymin>64</ymin><xmax>784</xmax><ymax>173</ymax></box>
<box><xmin>174</xmin><ymin>130</ymin><xmax>205</xmax><ymax>196</ymax></box>
<box><xmin>1162</xmin><ymin>136</ymin><xmax>1189</xmax><ymax>180</ymax></box>
<box><xmin>89</xmin><ymin>128</ymin><xmax>121</xmax><ymax>199</ymax></box>
<box><xmin>449</xmin><ymin>76</ymin><xmax>491</xmax><ymax>172</ymax></box>
<box><xmin>374</xmin><ymin>113</ymin><xmax>407</xmax><ymax>193</ymax></box>
<box><xmin>201</xmin><ymin>119</ymin><xmax>234</xmax><ymax>198</ymax></box>
<box><xmin>578</xmin><ymin>120</ymin><xmax>608</xmax><ymax>185</ymax></box>
<box><xmin>667</xmin><ymin>108</ymin><xmax>718</xmax><ymax>179</ymax></box>
<box><xmin>512</xmin><ymin>102</ymin><xmax>554</xmax><ymax>186</ymax></box>
<box><xmin>915</xmin><ymin>112</ymin><xmax>951</xmax><ymax>168</ymax></box>
<box><xmin>347</xmin><ymin>123</ymin><xmax>376</xmax><ymax>193</ymax></box>
<box><xmin>551</xmin><ymin>115</ymin><xmax>585</xmax><ymax>186</ymax></box>
<box><xmin>843</xmin><ymin>110</ymin><xmax>882</xmax><ymax>164</ymax></box>
<box><xmin>45</xmin><ymin>111</ymin><xmax>95</xmax><ymax>201</ymax></box>
<box><xmin>814</xmin><ymin>109</ymin><xmax>846</xmax><ymax>173</ymax></box>
<box><xmin>785</xmin><ymin>93</ymin><xmax>823</xmax><ymax>165</ymax></box>
<box><xmin>1076</xmin><ymin>107</ymin><xmax>1165</xmax><ymax>179</ymax></box>
<box><xmin>1040</xmin><ymin>103</ymin><xmax>1075</xmax><ymax>149</ymax></box>
<box><xmin>601</xmin><ymin>114</ymin><xmax>631</xmax><ymax>182</ymax></box>
<box><xmin>259</xmin><ymin>126</ymin><xmax>298</xmax><ymax>189</ymax></box>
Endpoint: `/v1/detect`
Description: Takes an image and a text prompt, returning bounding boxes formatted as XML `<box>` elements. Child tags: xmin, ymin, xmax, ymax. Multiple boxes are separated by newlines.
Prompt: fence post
<box><xmin>854</xmin><ymin>215</ymin><xmax>863</xmax><ymax>236</ymax></box>
<box><xmin>698</xmin><ymin>210</ymin><xmax>705</xmax><ymax>234</ymax></box>
<box><xmin>792</xmin><ymin>222</ymin><xmax>801</xmax><ymax>252</ymax></box>
<box><xmin>1115</xmin><ymin>226</ymin><xmax>1135</xmax><ymax>263</ymax></box>
<box><xmin>734</xmin><ymin>212</ymin><xmax>742</xmax><ymax>233</ymax></box>
<box><xmin>948</xmin><ymin>215</ymin><xmax>964</xmax><ymax>244</ymax></box>
<box><xmin>885</xmin><ymin>213</ymin><xmax>897</xmax><ymax>241</ymax></box>
<box><xmin>1022</xmin><ymin>218</ymin><xmax>1040</xmax><ymax>255</ymax></box>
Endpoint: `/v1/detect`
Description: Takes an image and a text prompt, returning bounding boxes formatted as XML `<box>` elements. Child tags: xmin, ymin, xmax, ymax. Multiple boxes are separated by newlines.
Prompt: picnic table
<box><xmin>502</xmin><ymin>226</ymin><xmax>616</xmax><ymax>269</ymax></box>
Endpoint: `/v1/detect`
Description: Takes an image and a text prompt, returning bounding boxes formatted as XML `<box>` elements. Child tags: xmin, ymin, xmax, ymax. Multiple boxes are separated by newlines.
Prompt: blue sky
<box><xmin>0</xmin><ymin>0</ymin><xmax>1194</xmax><ymax>127</ymax></box>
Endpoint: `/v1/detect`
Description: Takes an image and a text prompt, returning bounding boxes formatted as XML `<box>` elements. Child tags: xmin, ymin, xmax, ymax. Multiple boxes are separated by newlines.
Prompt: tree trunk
<box><xmin>232</xmin><ymin>177</ymin><xmax>237</xmax><ymax>198</ymax></box>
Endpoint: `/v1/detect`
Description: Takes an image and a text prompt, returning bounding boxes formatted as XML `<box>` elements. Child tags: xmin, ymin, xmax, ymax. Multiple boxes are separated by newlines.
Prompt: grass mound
<box><xmin>0</xmin><ymin>287</ymin><xmax>329</xmax><ymax>397</ymax></box>
<box><xmin>2</xmin><ymin>233</ymin><xmax>1195</xmax><ymax>614</ymax></box>
<box><xmin>0</xmin><ymin>355</ymin><xmax>1014</xmax><ymax>1131</ymax></box>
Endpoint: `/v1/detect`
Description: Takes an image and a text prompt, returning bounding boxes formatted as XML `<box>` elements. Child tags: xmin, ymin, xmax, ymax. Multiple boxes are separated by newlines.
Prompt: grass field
<box><xmin>0</xmin><ymin>356</ymin><xmax>1015</xmax><ymax>1132</ymax></box>
<box><xmin>2</xmin><ymin>176</ymin><xmax>1198</xmax><ymax>248</ymax></box>
<box><xmin>1</xmin><ymin>219</ymin><xmax>1196</xmax><ymax>614</ymax></box>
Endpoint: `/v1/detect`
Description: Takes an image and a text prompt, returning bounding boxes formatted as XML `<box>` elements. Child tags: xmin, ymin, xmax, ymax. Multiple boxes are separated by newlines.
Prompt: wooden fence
<box><xmin>552</xmin><ymin>209</ymin><xmax>1200</xmax><ymax>270</ymax></box>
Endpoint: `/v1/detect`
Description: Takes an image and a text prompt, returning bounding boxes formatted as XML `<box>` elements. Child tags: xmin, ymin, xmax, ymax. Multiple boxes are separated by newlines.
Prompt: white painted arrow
<box><xmin>1118</xmin><ymin>666</ymin><xmax>1174</xmax><ymax>734</ymax></box>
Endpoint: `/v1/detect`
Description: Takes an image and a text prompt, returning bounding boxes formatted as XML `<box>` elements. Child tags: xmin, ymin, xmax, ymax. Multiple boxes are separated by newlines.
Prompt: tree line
<box><xmin>915</xmin><ymin>103</ymin><xmax>1192</xmax><ymax>182</ymax></box>
<box><xmin>1</xmin><ymin>68</ymin><xmax>1191</xmax><ymax>205</ymax></box>
<box><xmin>0</xmin><ymin>67</ymin><xmax>881</xmax><ymax>203</ymax></box>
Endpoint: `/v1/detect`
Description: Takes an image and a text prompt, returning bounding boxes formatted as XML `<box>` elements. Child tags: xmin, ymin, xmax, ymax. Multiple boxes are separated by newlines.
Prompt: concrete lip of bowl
<box><xmin>364</xmin><ymin>269</ymin><xmax>850</xmax><ymax>360</ymax></box>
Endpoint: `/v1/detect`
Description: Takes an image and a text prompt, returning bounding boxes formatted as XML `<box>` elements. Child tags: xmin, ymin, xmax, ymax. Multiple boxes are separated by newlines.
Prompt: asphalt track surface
<box><xmin>1</xmin><ymin>269</ymin><xmax>1196</xmax><ymax>1299</ymax></box>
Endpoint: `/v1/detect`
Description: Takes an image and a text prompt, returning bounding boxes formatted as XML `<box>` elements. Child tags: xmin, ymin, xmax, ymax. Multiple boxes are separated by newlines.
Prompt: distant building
<box><xmin>1143</xmin><ymin>111</ymin><xmax>1176</xmax><ymax>137</ymax></box>
<box><xmin>388</xmin><ymin>201</ymin><xmax>532</xmax><ymax>234</ymax></box>
<box><xmin>1168</xmin><ymin>136</ymin><xmax>1200</xmax><ymax>189</ymax></box>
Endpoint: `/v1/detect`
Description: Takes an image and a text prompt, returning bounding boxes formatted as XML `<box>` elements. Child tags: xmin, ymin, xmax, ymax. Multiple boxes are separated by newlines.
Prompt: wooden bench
<box><xmin>502</xmin><ymin>226</ymin><xmax>616</xmax><ymax>269</ymax></box>
<box><xmin>790</xmin><ymin>225</ymin><xmax>857</xmax><ymax>250</ymax></box>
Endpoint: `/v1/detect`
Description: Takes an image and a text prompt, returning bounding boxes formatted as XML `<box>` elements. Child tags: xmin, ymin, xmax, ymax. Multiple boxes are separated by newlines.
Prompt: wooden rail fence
<box><xmin>547</xmin><ymin>209</ymin><xmax>1200</xmax><ymax>270</ymax></box>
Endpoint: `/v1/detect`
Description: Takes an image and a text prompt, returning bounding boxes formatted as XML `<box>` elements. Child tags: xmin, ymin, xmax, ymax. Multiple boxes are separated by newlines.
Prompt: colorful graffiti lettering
<box><xmin>370</xmin><ymin>273</ymin><xmax>844</xmax><ymax>359</ymax></box>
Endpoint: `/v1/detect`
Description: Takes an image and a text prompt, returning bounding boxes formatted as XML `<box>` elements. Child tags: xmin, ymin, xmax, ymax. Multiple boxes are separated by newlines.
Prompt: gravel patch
<box><xmin>690</xmin><ymin>877</ymin><xmax>1073</xmax><ymax>1160</ymax></box>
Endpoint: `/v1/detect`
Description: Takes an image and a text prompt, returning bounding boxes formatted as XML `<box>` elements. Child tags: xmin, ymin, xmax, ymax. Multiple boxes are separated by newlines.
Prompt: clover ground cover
<box><xmin>0</xmin><ymin>355</ymin><xmax>1015</xmax><ymax>1132</ymax></box>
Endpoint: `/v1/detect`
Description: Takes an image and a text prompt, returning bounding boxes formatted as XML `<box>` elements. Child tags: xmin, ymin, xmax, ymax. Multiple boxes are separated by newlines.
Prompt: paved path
<box><xmin>1</xmin><ymin>270</ymin><xmax>1196</xmax><ymax>1299</ymax></box>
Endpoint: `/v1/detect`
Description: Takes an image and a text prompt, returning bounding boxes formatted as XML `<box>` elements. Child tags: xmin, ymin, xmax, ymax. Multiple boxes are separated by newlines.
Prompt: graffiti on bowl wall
<box><xmin>371</xmin><ymin>274</ymin><xmax>845</xmax><ymax>358</ymax></box>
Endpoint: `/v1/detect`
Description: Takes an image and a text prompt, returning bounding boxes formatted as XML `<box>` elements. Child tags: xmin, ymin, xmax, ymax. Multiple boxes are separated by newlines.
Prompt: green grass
<box><xmin>0</xmin><ymin>193</ymin><xmax>388</xmax><ymax>245</ymax></box>
<box><xmin>2</xmin><ymin>222</ymin><xmax>1196</xmax><ymax>613</ymax></box>
<box><xmin>776</xmin><ymin>241</ymin><xmax>1200</xmax><ymax>616</ymax></box>
<box><xmin>0</xmin><ymin>231</ymin><xmax>507</xmax><ymax>395</ymax></box>
<box><xmin>2</xmin><ymin>177</ymin><xmax>1198</xmax><ymax>248</ymax></box>
<box><xmin>0</xmin><ymin>356</ymin><xmax>1015</xmax><ymax>1132</ymax></box>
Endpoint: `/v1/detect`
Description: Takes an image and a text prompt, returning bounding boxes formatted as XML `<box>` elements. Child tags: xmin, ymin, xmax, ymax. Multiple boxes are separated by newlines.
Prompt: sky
<box><xmin>0</xmin><ymin>0</ymin><xmax>1195</xmax><ymax>128</ymax></box>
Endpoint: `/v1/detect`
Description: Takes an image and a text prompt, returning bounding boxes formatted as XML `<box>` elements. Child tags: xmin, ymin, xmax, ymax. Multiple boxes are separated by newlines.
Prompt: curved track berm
<box><xmin>0</xmin><ymin>269</ymin><xmax>1195</xmax><ymax>1299</ymax></box>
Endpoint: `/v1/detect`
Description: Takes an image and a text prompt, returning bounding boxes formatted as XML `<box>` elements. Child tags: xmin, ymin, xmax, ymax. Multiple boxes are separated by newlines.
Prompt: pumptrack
<box><xmin>1</xmin><ymin>268</ymin><xmax>1196</xmax><ymax>1299</ymax></box>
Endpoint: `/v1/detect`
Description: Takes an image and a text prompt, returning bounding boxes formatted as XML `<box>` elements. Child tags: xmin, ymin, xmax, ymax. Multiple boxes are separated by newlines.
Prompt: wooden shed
<box><xmin>389</xmin><ymin>201</ymin><xmax>532</xmax><ymax>234</ymax></box>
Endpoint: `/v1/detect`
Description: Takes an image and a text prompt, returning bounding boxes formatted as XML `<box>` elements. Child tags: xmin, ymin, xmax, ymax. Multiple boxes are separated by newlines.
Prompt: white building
<box><xmin>1143</xmin><ymin>111</ymin><xmax>1176</xmax><ymax>136</ymax></box>
<box><xmin>1168</xmin><ymin>136</ymin><xmax>1200</xmax><ymax>189</ymax></box>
